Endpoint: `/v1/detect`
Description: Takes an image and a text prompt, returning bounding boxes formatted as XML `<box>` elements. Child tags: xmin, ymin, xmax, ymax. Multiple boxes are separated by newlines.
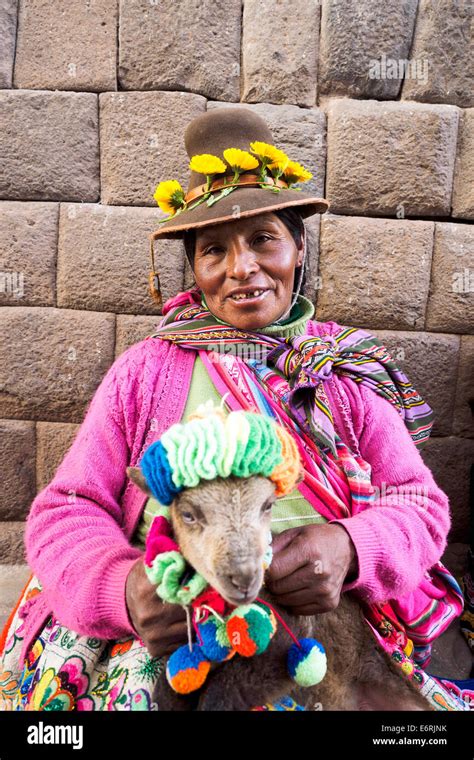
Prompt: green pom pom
<box><xmin>226</xmin><ymin>603</ymin><xmax>276</xmax><ymax>657</ymax></box>
<box><xmin>287</xmin><ymin>638</ymin><xmax>327</xmax><ymax>687</ymax></box>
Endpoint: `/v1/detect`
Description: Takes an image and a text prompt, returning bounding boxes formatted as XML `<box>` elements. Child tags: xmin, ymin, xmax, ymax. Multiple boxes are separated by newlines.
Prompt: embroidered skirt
<box><xmin>1</xmin><ymin>573</ymin><xmax>472</xmax><ymax>712</ymax></box>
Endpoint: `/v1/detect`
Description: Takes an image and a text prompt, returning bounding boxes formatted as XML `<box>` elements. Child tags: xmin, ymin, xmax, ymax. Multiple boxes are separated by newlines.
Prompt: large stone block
<box><xmin>326</xmin><ymin>98</ymin><xmax>459</xmax><ymax>217</ymax></box>
<box><xmin>0</xmin><ymin>307</ymin><xmax>115</xmax><ymax>423</ymax></box>
<box><xmin>0</xmin><ymin>564</ymin><xmax>31</xmax><ymax>632</ymax></box>
<box><xmin>301</xmin><ymin>214</ymin><xmax>320</xmax><ymax>305</ymax></box>
<box><xmin>207</xmin><ymin>101</ymin><xmax>326</xmax><ymax>198</ymax></box>
<box><xmin>36</xmin><ymin>421</ymin><xmax>80</xmax><ymax>492</ymax></box>
<box><xmin>0</xmin><ymin>0</ymin><xmax>18</xmax><ymax>88</ymax></box>
<box><xmin>115</xmin><ymin>314</ymin><xmax>163</xmax><ymax>358</ymax></box>
<box><xmin>453</xmin><ymin>336</ymin><xmax>474</xmax><ymax>438</ymax></box>
<box><xmin>0</xmin><ymin>201</ymin><xmax>58</xmax><ymax>306</ymax></box>
<box><xmin>401</xmin><ymin>0</ymin><xmax>474</xmax><ymax>108</ymax></box>
<box><xmin>0</xmin><ymin>420</ymin><xmax>35</xmax><ymax>520</ymax></box>
<box><xmin>0</xmin><ymin>91</ymin><xmax>99</xmax><ymax>202</ymax></box>
<box><xmin>57</xmin><ymin>204</ymin><xmax>184</xmax><ymax>314</ymax></box>
<box><xmin>119</xmin><ymin>0</ymin><xmax>240</xmax><ymax>101</ymax></box>
<box><xmin>371</xmin><ymin>330</ymin><xmax>460</xmax><ymax>437</ymax></box>
<box><xmin>13</xmin><ymin>0</ymin><xmax>117</xmax><ymax>91</ymax></box>
<box><xmin>0</xmin><ymin>525</ymin><xmax>26</xmax><ymax>564</ymax></box>
<box><xmin>452</xmin><ymin>108</ymin><xmax>474</xmax><ymax>220</ymax></box>
<box><xmin>425</xmin><ymin>223</ymin><xmax>474</xmax><ymax>334</ymax></box>
<box><xmin>319</xmin><ymin>0</ymin><xmax>418</xmax><ymax>99</ymax></box>
<box><xmin>317</xmin><ymin>215</ymin><xmax>433</xmax><ymax>330</ymax></box>
<box><xmin>421</xmin><ymin>437</ymin><xmax>474</xmax><ymax>544</ymax></box>
<box><xmin>100</xmin><ymin>91</ymin><xmax>206</xmax><ymax>206</ymax></box>
<box><xmin>242</xmin><ymin>0</ymin><xmax>319</xmax><ymax>107</ymax></box>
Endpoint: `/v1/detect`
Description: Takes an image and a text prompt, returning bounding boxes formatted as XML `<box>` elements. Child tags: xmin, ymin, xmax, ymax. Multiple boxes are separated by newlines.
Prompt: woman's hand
<box><xmin>125</xmin><ymin>557</ymin><xmax>189</xmax><ymax>658</ymax></box>
<box><xmin>264</xmin><ymin>523</ymin><xmax>358</xmax><ymax>616</ymax></box>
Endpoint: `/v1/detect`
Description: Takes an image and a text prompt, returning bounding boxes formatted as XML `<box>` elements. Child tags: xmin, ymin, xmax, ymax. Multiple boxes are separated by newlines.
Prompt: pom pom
<box><xmin>226</xmin><ymin>603</ymin><xmax>276</xmax><ymax>657</ymax></box>
<box><xmin>166</xmin><ymin>645</ymin><xmax>211</xmax><ymax>694</ymax></box>
<box><xmin>287</xmin><ymin>638</ymin><xmax>327</xmax><ymax>687</ymax></box>
<box><xmin>192</xmin><ymin>588</ymin><xmax>227</xmax><ymax>619</ymax></box>
<box><xmin>198</xmin><ymin>617</ymin><xmax>234</xmax><ymax>662</ymax></box>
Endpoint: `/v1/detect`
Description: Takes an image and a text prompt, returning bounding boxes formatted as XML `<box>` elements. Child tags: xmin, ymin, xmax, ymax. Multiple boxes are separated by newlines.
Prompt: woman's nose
<box><xmin>227</xmin><ymin>246</ymin><xmax>259</xmax><ymax>280</ymax></box>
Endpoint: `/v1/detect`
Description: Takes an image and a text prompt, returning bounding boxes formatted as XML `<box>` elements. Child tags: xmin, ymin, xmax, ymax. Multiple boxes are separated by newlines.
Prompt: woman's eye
<box><xmin>204</xmin><ymin>246</ymin><xmax>224</xmax><ymax>256</ymax></box>
<box><xmin>254</xmin><ymin>234</ymin><xmax>272</xmax><ymax>245</ymax></box>
<box><xmin>181</xmin><ymin>511</ymin><xmax>196</xmax><ymax>524</ymax></box>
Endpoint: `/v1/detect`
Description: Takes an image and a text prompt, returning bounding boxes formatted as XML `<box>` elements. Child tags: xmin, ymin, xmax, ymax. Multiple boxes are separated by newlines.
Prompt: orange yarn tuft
<box><xmin>270</xmin><ymin>426</ymin><xmax>302</xmax><ymax>497</ymax></box>
<box><xmin>227</xmin><ymin>617</ymin><xmax>257</xmax><ymax>657</ymax></box>
<box><xmin>169</xmin><ymin>660</ymin><xmax>211</xmax><ymax>694</ymax></box>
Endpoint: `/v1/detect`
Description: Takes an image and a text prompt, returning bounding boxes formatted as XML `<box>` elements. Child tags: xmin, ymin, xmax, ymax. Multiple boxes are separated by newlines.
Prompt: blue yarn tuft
<box><xmin>199</xmin><ymin>619</ymin><xmax>232</xmax><ymax>662</ymax></box>
<box><xmin>287</xmin><ymin>638</ymin><xmax>325</xmax><ymax>678</ymax></box>
<box><xmin>167</xmin><ymin>643</ymin><xmax>207</xmax><ymax>678</ymax></box>
<box><xmin>140</xmin><ymin>441</ymin><xmax>182</xmax><ymax>505</ymax></box>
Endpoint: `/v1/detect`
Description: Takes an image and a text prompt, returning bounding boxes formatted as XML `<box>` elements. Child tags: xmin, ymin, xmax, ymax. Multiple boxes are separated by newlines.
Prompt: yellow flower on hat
<box><xmin>153</xmin><ymin>180</ymin><xmax>186</xmax><ymax>215</ymax></box>
<box><xmin>249</xmin><ymin>142</ymin><xmax>289</xmax><ymax>186</ymax></box>
<box><xmin>223</xmin><ymin>148</ymin><xmax>259</xmax><ymax>173</ymax></box>
<box><xmin>282</xmin><ymin>160</ymin><xmax>313</xmax><ymax>187</ymax></box>
<box><xmin>189</xmin><ymin>154</ymin><xmax>227</xmax><ymax>176</ymax></box>
<box><xmin>249</xmin><ymin>142</ymin><xmax>288</xmax><ymax>165</ymax></box>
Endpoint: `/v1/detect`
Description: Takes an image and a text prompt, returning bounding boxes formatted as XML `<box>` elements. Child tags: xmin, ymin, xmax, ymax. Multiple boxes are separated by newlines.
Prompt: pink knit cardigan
<box><xmin>19</xmin><ymin>319</ymin><xmax>451</xmax><ymax>663</ymax></box>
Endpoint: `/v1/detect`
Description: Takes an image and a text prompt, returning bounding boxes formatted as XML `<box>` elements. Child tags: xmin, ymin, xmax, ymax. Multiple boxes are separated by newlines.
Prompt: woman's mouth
<box><xmin>227</xmin><ymin>289</ymin><xmax>269</xmax><ymax>305</ymax></box>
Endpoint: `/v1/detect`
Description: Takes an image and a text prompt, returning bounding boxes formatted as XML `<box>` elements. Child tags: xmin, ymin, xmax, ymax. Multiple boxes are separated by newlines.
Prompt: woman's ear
<box><xmin>296</xmin><ymin>231</ymin><xmax>306</xmax><ymax>268</ymax></box>
<box><xmin>295</xmin><ymin>468</ymin><xmax>305</xmax><ymax>485</ymax></box>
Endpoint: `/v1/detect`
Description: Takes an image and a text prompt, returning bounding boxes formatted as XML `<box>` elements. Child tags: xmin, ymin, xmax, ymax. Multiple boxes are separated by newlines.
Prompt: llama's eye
<box><xmin>181</xmin><ymin>511</ymin><xmax>196</xmax><ymax>524</ymax></box>
<box><xmin>261</xmin><ymin>501</ymin><xmax>273</xmax><ymax>514</ymax></box>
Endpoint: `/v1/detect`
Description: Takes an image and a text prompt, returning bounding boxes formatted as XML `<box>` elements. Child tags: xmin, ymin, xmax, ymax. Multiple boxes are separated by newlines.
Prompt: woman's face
<box><xmin>192</xmin><ymin>212</ymin><xmax>304</xmax><ymax>330</ymax></box>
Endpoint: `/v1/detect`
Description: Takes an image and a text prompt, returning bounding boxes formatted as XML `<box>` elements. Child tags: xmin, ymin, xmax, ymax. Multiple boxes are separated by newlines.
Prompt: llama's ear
<box><xmin>126</xmin><ymin>466</ymin><xmax>153</xmax><ymax>496</ymax></box>
<box><xmin>295</xmin><ymin>468</ymin><xmax>305</xmax><ymax>485</ymax></box>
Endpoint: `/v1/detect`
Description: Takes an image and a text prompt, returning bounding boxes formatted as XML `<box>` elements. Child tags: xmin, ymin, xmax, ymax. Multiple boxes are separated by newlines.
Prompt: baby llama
<box><xmin>127</xmin><ymin>403</ymin><xmax>432</xmax><ymax>711</ymax></box>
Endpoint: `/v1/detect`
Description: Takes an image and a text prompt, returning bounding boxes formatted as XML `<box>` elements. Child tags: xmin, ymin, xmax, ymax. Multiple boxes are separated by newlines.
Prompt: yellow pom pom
<box><xmin>271</xmin><ymin>426</ymin><xmax>302</xmax><ymax>497</ymax></box>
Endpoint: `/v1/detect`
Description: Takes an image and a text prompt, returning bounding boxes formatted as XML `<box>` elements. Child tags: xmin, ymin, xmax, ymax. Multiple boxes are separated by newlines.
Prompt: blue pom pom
<box><xmin>166</xmin><ymin>644</ymin><xmax>211</xmax><ymax>694</ymax></box>
<box><xmin>140</xmin><ymin>441</ymin><xmax>182</xmax><ymax>505</ymax></box>
<box><xmin>199</xmin><ymin>618</ymin><xmax>232</xmax><ymax>662</ymax></box>
<box><xmin>287</xmin><ymin>638</ymin><xmax>327</xmax><ymax>687</ymax></box>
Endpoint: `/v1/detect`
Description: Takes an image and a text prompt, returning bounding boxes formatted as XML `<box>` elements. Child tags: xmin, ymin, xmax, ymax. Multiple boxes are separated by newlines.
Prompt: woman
<box><xmin>0</xmin><ymin>108</ymin><xmax>471</xmax><ymax>712</ymax></box>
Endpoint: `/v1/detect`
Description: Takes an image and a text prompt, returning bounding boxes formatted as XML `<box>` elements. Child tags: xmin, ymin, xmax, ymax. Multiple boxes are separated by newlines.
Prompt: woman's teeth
<box><xmin>231</xmin><ymin>289</ymin><xmax>266</xmax><ymax>301</ymax></box>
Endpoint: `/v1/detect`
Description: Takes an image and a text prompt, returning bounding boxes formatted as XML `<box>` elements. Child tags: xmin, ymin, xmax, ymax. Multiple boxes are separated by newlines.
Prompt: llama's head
<box><xmin>127</xmin><ymin>404</ymin><xmax>302</xmax><ymax>606</ymax></box>
<box><xmin>129</xmin><ymin>470</ymin><xmax>276</xmax><ymax>605</ymax></box>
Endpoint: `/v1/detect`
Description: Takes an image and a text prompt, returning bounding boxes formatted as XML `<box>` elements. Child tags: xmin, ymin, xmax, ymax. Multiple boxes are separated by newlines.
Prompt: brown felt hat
<box><xmin>151</xmin><ymin>107</ymin><xmax>329</xmax><ymax>238</ymax></box>
<box><xmin>148</xmin><ymin>107</ymin><xmax>329</xmax><ymax>305</ymax></box>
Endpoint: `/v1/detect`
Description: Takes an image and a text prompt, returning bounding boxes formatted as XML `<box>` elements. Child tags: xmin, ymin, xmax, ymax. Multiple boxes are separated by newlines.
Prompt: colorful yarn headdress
<box><xmin>139</xmin><ymin>400</ymin><xmax>301</xmax><ymax>506</ymax></box>
<box><xmin>139</xmin><ymin>402</ymin><xmax>327</xmax><ymax>697</ymax></box>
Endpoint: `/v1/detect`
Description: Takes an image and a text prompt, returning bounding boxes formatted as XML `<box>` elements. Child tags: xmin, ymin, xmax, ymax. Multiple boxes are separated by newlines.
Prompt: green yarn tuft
<box><xmin>294</xmin><ymin>648</ymin><xmax>327</xmax><ymax>687</ymax></box>
<box><xmin>159</xmin><ymin>407</ymin><xmax>285</xmax><ymax>492</ymax></box>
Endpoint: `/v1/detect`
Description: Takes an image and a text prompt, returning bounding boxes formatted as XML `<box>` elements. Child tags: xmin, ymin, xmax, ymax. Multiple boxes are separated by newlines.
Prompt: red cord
<box><xmin>256</xmin><ymin>597</ymin><xmax>301</xmax><ymax>648</ymax></box>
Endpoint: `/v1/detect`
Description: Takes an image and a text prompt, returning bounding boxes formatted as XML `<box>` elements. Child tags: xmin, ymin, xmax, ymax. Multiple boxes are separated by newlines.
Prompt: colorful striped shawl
<box><xmin>152</xmin><ymin>298</ymin><xmax>434</xmax><ymax>456</ymax></box>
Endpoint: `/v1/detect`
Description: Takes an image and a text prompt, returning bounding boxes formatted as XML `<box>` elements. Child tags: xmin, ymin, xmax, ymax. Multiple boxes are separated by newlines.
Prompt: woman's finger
<box><xmin>268</xmin><ymin>586</ymin><xmax>317</xmax><ymax>608</ymax></box>
<box><xmin>265</xmin><ymin>564</ymin><xmax>310</xmax><ymax>595</ymax></box>
<box><xmin>266</xmin><ymin>541</ymin><xmax>307</xmax><ymax>582</ymax></box>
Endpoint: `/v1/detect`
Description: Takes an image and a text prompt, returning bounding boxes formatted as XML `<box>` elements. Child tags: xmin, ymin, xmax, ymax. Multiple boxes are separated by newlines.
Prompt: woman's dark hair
<box><xmin>183</xmin><ymin>207</ymin><xmax>306</xmax><ymax>293</ymax></box>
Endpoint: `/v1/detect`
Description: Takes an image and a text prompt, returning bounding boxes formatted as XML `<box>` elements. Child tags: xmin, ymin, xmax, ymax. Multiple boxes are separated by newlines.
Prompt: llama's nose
<box><xmin>229</xmin><ymin>564</ymin><xmax>258</xmax><ymax>593</ymax></box>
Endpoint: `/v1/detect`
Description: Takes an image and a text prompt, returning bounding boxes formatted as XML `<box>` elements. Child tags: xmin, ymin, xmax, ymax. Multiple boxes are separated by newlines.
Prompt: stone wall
<box><xmin>0</xmin><ymin>0</ymin><xmax>472</xmax><ymax>572</ymax></box>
